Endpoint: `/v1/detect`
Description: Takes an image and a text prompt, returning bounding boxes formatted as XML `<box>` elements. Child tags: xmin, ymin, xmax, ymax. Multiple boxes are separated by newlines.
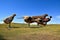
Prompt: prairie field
<box><xmin>0</xmin><ymin>23</ymin><xmax>60</xmax><ymax>40</ymax></box>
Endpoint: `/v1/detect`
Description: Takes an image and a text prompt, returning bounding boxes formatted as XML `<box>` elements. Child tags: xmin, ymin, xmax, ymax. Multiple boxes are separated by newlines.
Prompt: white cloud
<box><xmin>56</xmin><ymin>16</ymin><xmax>60</xmax><ymax>18</ymax></box>
<box><xmin>0</xmin><ymin>21</ymin><xmax>4</xmax><ymax>24</ymax></box>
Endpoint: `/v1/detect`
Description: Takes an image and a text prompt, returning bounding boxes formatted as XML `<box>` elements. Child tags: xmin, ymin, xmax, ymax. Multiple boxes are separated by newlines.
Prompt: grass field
<box><xmin>0</xmin><ymin>23</ymin><xmax>60</xmax><ymax>40</ymax></box>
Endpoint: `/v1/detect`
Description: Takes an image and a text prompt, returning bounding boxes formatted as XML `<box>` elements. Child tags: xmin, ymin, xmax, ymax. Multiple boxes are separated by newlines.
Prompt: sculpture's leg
<box><xmin>9</xmin><ymin>23</ymin><xmax>11</xmax><ymax>28</ymax></box>
<box><xmin>43</xmin><ymin>22</ymin><xmax>47</xmax><ymax>26</ymax></box>
<box><xmin>28</xmin><ymin>23</ymin><xmax>30</xmax><ymax>27</ymax></box>
<box><xmin>8</xmin><ymin>23</ymin><xmax>11</xmax><ymax>29</ymax></box>
<box><xmin>37</xmin><ymin>23</ymin><xmax>39</xmax><ymax>26</ymax></box>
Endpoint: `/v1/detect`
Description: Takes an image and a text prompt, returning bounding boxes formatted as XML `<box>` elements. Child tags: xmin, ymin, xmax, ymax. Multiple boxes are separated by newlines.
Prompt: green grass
<box><xmin>0</xmin><ymin>23</ymin><xmax>60</xmax><ymax>40</ymax></box>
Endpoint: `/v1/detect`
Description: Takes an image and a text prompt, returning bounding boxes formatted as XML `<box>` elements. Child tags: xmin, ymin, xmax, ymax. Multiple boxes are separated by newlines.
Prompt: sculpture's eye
<box><xmin>50</xmin><ymin>16</ymin><xmax>52</xmax><ymax>18</ymax></box>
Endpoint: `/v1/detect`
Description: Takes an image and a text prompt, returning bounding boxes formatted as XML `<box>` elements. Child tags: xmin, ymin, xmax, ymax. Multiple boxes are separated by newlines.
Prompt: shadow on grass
<box><xmin>6</xmin><ymin>26</ymin><xmax>45</xmax><ymax>28</ymax></box>
<box><xmin>0</xmin><ymin>35</ymin><xmax>6</xmax><ymax>40</ymax></box>
<box><xmin>29</xmin><ymin>27</ymin><xmax>40</xmax><ymax>28</ymax></box>
<box><xmin>8</xmin><ymin>26</ymin><xmax>41</xmax><ymax>28</ymax></box>
<box><xmin>11</xmin><ymin>27</ymin><xmax>20</xmax><ymax>28</ymax></box>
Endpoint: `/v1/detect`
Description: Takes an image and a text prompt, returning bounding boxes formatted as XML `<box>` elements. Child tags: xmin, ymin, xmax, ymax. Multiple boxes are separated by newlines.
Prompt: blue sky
<box><xmin>0</xmin><ymin>0</ymin><xmax>60</xmax><ymax>24</ymax></box>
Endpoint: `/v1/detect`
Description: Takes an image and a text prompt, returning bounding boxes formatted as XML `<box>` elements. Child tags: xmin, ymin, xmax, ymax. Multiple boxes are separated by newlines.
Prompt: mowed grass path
<box><xmin>0</xmin><ymin>23</ymin><xmax>60</xmax><ymax>40</ymax></box>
